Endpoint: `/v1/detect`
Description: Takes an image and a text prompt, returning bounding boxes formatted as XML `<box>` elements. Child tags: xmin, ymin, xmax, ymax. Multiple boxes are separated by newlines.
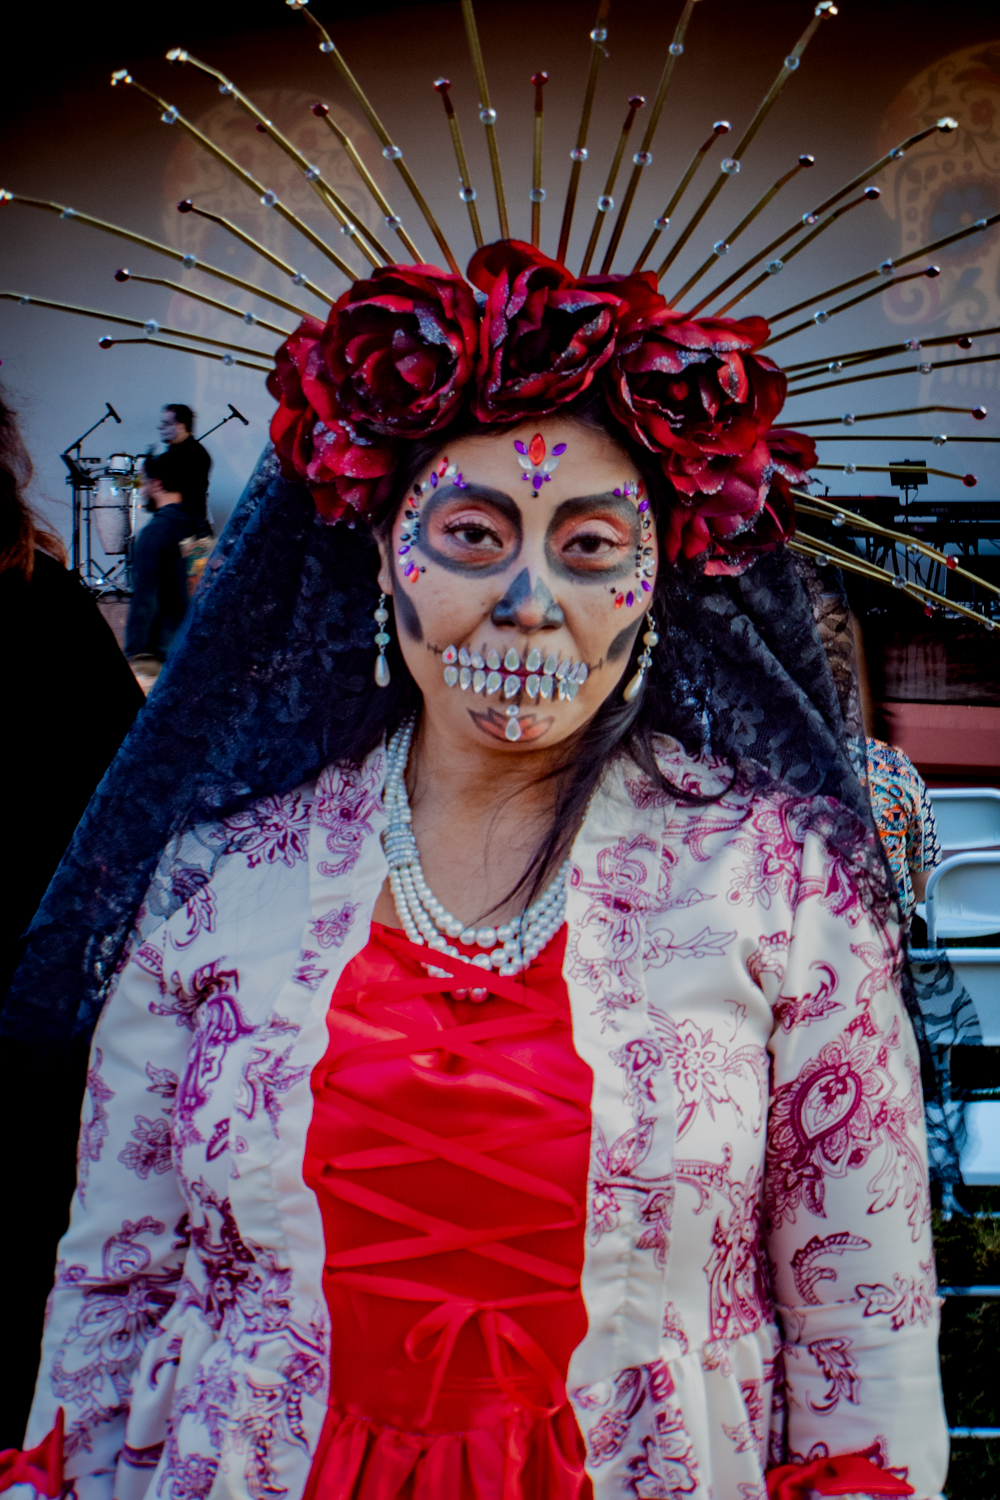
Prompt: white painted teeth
<box><xmin>444</xmin><ymin>645</ymin><xmax>588</xmax><ymax>702</ymax></box>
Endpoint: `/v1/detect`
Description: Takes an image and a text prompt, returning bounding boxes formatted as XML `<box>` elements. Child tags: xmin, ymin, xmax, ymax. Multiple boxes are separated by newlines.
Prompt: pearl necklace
<box><xmin>382</xmin><ymin>716</ymin><xmax>568</xmax><ymax>976</ymax></box>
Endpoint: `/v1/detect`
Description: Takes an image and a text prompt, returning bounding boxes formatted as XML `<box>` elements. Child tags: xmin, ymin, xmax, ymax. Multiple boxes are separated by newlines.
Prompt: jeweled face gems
<box><xmin>608</xmin><ymin>479</ymin><xmax>654</xmax><ymax>609</ymax></box>
<box><xmin>514</xmin><ymin>433</ymin><xmax>567</xmax><ymax>497</ymax></box>
<box><xmin>441</xmin><ymin>644</ymin><xmax>589</xmax><ymax>741</ymax></box>
<box><xmin>399</xmin><ymin>455</ymin><xmax>467</xmax><ymax>582</ymax></box>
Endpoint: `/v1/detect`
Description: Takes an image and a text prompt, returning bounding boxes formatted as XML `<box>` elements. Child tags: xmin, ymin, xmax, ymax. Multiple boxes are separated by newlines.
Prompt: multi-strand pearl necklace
<box><xmin>382</xmin><ymin>716</ymin><xmax>568</xmax><ymax>976</ymax></box>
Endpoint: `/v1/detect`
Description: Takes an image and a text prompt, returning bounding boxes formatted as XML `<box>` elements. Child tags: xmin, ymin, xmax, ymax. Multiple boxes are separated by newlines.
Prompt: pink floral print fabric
<box><xmin>22</xmin><ymin>742</ymin><xmax>947</xmax><ymax>1500</ymax></box>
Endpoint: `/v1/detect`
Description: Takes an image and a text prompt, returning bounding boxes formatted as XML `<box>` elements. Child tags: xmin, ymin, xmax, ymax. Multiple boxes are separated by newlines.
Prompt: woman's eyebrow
<box><xmin>546</xmin><ymin>494</ymin><xmax>640</xmax><ymax>531</ymax></box>
<box><xmin>431</xmin><ymin>482</ymin><xmax>521</xmax><ymax>523</ymax></box>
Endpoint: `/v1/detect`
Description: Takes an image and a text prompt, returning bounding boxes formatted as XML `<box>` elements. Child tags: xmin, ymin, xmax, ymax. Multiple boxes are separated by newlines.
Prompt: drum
<box><xmin>93</xmin><ymin>474</ymin><xmax>132</xmax><ymax>555</ymax></box>
<box><xmin>106</xmin><ymin>453</ymin><xmax>135</xmax><ymax>475</ymax></box>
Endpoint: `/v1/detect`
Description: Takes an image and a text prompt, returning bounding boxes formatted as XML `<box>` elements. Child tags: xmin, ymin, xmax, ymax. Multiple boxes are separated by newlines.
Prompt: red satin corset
<box><xmin>302</xmin><ymin>922</ymin><xmax>595</xmax><ymax>1500</ymax></box>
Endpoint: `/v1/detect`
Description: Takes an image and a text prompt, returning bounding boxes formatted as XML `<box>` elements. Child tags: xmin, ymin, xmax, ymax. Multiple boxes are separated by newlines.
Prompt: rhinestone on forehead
<box><xmin>514</xmin><ymin>434</ymin><xmax>567</xmax><ymax>497</ymax></box>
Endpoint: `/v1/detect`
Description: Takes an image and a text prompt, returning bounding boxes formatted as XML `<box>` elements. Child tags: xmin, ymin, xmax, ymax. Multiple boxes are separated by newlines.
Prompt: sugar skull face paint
<box><xmin>377</xmin><ymin>417</ymin><xmax>659</xmax><ymax>754</ymax></box>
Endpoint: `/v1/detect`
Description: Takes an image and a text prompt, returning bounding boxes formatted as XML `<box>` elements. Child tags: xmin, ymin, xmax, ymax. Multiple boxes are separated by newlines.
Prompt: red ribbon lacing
<box><xmin>0</xmin><ymin>1410</ymin><xmax>64</xmax><ymax>1497</ymax></box>
<box><xmin>308</xmin><ymin>926</ymin><xmax>588</xmax><ymax>1428</ymax></box>
<box><xmin>766</xmin><ymin>1452</ymin><xmax>914</xmax><ymax>1499</ymax></box>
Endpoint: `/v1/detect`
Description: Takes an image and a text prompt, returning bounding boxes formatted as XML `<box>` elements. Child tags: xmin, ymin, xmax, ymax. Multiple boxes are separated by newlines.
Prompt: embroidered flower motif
<box><xmin>223</xmin><ymin>793</ymin><xmax>311</xmax><ymax>868</ymax></box>
<box><xmin>311</xmin><ymin>902</ymin><xmax>359</xmax><ymax>949</ymax></box>
<box><xmin>118</xmin><ymin>1116</ymin><xmax>173</xmax><ymax>1179</ymax></box>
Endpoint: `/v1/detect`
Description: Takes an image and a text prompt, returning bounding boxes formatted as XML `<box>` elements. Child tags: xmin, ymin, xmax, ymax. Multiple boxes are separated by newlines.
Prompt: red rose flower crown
<box><xmin>5</xmin><ymin>0</ymin><xmax>998</xmax><ymax>618</ymax></box>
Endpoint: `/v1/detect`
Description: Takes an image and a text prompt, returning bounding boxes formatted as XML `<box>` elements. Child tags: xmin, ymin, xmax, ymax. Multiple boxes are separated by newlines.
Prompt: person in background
<box><xmin>0</xmin><ymin>381</ymin><xmax>145</xmax><ymax>1450</ymax></box>
<box><xmin>124</xmin><ymin>467</ymin><xmax>211</xmax><ymax>659</ymax></box>
<box><xmin>865</xmin><ymin>736</ymin><xmax>943</xmax><ymax>928</ymax></box>
<box><xmin>150</xmin><ymin>402</ymin><xmax>211</xmax><ymax>523</ymax></box>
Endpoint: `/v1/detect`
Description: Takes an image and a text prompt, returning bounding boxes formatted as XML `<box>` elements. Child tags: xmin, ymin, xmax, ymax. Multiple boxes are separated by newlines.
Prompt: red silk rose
<box><xmin>320</xmin><ymin>264</ymin><xmax>479</xmax><ymax>437</ymax></box>
<box><xmin>267</xmin><ymin>317</ymin><xmax>396</xmax><ymax>523</ymax></box>
<box><xmin>267</xmin><ymin>315</ymin><xmax>326</xmax><ymax>481</ymax></box>
<box><xmin>698</xmin><ymin>428</ymin><xmax>815</xmax><ymax>574</ymax></box>
<box><xmin>469</xmin><ymin>240</ymin><xmax>624</xmax><ymax>422</ymax></box>
<box><xmin>305</xmin><ymin>417</ymin><xmax>397</xmax><ymax>524</ymax></box>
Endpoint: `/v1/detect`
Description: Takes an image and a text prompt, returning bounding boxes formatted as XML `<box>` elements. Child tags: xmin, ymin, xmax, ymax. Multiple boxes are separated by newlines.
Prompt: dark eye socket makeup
<box><xmin>410</xmin><ymin>483</ymin><xmax>647</xmax><ymax>581</ymax></box>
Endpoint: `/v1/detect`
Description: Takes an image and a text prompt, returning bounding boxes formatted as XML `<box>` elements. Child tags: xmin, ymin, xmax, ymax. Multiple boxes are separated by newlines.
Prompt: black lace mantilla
<box><xmin>0</xmin><ymin>449</ymin><xmax>930</xmax><ymax>1123</ymax></box>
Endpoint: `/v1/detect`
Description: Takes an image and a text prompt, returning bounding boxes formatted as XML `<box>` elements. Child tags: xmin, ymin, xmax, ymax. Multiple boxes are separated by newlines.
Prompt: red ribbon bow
<box><xmin>0</xmin><ymin>1410</ymin><xmax>64</xmax><ymax>1497</ymax></box>
<box><xmin>767</xmin><ymin>1452</ymin><xmax>914</xmax><ymax>1500</ymax></box>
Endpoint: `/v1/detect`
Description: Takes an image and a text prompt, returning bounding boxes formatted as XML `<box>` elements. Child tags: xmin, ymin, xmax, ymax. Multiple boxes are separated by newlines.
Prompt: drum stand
<box><xmin>60</xmin><ymin>403</ymin><xmax>127</xmax><ymax>594</ymax></box>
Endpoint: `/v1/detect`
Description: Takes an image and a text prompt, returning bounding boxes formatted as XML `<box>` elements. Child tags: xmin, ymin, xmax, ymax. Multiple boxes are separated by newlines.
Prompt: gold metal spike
<box><xmin>176</xmin><ymin>200</ymin><xmax>333</xmax><ymax>305</ymax></box>
<box><xmin>767</xmin><ymin>210</ymin><xmax>1000</xmax><ymax>325</ymax></box>
<box><xmin>312</xmin><ymin>104</ymin><xmax>421</xmax><ymax>263</ymax></box>
<box><xmin>785</xmin><ymin>329</ymin><xmax>996</xmax><ymax>378</ymax></box>
<box><xmin>0</xmin><ymin>193</ymin><xmax>314</xmax><ymax>319</ymax></box>
<box><xmin>632</xmin><ymin>119</ymin><xmax>728</xmax><ymax>274</ymax></box>
<box><xmin>433</xmin><ymin>80</ymin><xmax>483</xmax><ymax>250</ymax></box>
<box><xmin>580</xmin><ymin>95</ymin><xmax>645</xmax><ymax>275</ymax></box>
<box><xmin>113</xmin><ymin>269</ymin><xmax>292</xmax><ymax>336</ymax></box>
<box><xmin>707</xmin><ymin>190</ymin><xmax>882</xmax><ymax>316</ymax></box>
<box><xmin>531</xmin><ymin>72</ymin><xmax>549</xmax><ymax>248</ymax></box>
<box><xmin>96</xmin><ymin>334</ymin><xmax>272</xmax><ymax>372</ymax></box>
<box><xmin>794</xmin><ymin>491</ymin><xmax>1000</xmax><ymax>602</ymax></box>
<box><xmin>790</xmin><ymin>404</ymin><xmax>988</xmax><ymax>426</ymax></box>
<box><xmin>670</xmin><ymin>155</ymin><xmax>813</xmax><ymax>305</ymax></box>
<box><xmin>762</xmin><ymin>265</ymin><xmax>937</xmax><ymax>346</ymax></box>
<box><xmin>111</xmin><ymin>71</ymin><xmax>358</xmax><ymax>279</ymax></box>
<box><xmin>811</xmin><ymin>461</ymin><xmax>973</xmax><ymax>482</ymax></box>
<box><xmin>654</xmin><ymin>2</ymin><xmax>838</xmax><ymax>286</ymax></box>
<box><xmin>784</xmin><ymin>349</ymin><xmax>1000</xmax><ymax>399</ymax></box>
<box><xmin>166</xmin><ymin>50</ymin><xmax>392</xmax><ymax>268</ymax></box>
<box><xmin>557</xmin><ymin>0</ymin><xmax>611</xmax><ymax>267</ymax></box>
<box><xmin>811</xmin><ymin>435</ymin><xmax>998</xmax><ymax>445</ymax></box>
<box><xmin>789</xmin><ymin>526</ymin><xmax>995</xmax><ymax>633</ymax></box>
<box><xmin>687</xmin><ymin>119</ymin><xmax>955</xmax><ymax>318</ymax></box>
<box><xmin>286</xmin><ymin>2</ymin><xmax>463</xmax><ymax>276</ymax></box>
<box><xmin>461</xmin><ymin>0</ymin><xmax>509</xmax><ymax>241</ymax></box>
<box><xmin>599</xmin><ymin>0</ymin><xmax>700</xmax><ymax>274</ymax></box>
<box><xmin>1</xmin><ymin>291</ymin><xmax>274</xmax><ymax>360</ymax></box>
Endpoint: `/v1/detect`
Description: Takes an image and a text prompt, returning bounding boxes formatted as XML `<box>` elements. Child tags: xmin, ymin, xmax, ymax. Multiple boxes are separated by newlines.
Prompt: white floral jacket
<box><xmin>23</xmin><ymin>739</ymin><xmax>948</xmax><ymax>1500</ymax></box>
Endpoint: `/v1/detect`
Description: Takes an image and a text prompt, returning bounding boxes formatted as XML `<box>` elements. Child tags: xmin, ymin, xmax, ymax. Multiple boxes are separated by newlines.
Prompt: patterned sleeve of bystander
<box><xmin>762</xmin><ymin>828</ymin><xmax>949</xmax><ymax>1498</ymax></box>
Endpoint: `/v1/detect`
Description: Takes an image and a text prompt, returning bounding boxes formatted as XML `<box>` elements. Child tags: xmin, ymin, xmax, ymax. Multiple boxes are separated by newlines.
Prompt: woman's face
<box><xmin>376</xmin><ymin>417</ymin><xmax>659</xmax><ymax>753</ymax></box>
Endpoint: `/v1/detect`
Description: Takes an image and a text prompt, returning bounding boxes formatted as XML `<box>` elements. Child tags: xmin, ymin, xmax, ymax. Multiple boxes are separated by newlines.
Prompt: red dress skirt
<box><xmin>302</xmin><ymin>922</ymin><xmax>594</xmax><ymax>1499</ymax></box>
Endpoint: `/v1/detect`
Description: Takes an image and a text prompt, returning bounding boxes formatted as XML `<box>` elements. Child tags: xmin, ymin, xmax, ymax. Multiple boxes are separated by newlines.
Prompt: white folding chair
<box><xmin>945</xmin><ymin>950</ymin><xmax>1000</xmax><ymax>1046</ymax></box>
<box><xmin>928</xmin><ymin>788</ymin><xmax>1000</xmax><ymax>856</ymax></box>
<box><xmin>920</xmin><ymin>853</ymin><xmax>1000</xmax><ymax>946</ymax></box>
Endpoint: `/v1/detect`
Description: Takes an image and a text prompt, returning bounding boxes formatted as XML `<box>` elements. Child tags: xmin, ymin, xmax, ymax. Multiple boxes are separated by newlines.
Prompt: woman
<box><xmin>10</xmin><ymin>236</ymin><xmax>948</xmax><ymax>1497</ymax></box>
<box><xmin>0</xmin><ymin>385</ymin><xmax>145</xmax><ymax>1455</ymax></box>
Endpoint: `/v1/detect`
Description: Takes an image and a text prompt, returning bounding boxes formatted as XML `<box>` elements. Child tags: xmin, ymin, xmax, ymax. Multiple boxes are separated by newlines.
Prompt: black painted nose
<box><xmin>490</xmin><ymin>569</ymin><xmax>565</xmax><ymax>630</ymax></box>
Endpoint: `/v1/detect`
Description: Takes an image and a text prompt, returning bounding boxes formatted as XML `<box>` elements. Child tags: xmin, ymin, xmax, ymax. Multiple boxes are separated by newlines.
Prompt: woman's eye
<box><xmin>563</xmin><ymin>529</ymin><xmax>623</xmax><ymax>558</ymax></box>
<box><xmin>451</xmin><ymin>524</ymin><xmax>496</xmax><ymax>546</ymax></box>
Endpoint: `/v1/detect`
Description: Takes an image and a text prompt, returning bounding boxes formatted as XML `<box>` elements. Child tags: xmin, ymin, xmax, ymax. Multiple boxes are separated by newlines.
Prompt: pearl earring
<box><xmin>374</xmin><ymin>594</ymin><xmax>391</xmax><ymax>687</ymax></box>
<box><xmin>623</xmin><ymin>611</ymin><xmax>658</xmax><ymax>702</ymax></box>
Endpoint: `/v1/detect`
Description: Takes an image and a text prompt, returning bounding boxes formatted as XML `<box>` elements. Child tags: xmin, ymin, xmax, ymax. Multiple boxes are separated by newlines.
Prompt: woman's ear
<box><xmin>374</xmin><ymin>533</ymin><xmax>394</xmax><ymax>597</ymax></box>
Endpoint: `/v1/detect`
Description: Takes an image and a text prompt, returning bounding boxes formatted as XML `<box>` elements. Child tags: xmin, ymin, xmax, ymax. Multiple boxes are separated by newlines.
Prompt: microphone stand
<box><xmin>60</xmin><ymin>403</ymin><xmax>121</xmax><ymax>575</ymax></box>
<box><xmin>196</xmin><ymin>405</ymin><xmax>250</xmax><ymax>443</ymax></box>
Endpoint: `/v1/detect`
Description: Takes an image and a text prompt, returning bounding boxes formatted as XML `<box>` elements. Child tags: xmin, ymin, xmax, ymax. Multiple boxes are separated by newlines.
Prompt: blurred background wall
<box><xmin>1</xmin><ymin>0</ymin><xmax>998</xmax><ymax>546</ymax></box>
